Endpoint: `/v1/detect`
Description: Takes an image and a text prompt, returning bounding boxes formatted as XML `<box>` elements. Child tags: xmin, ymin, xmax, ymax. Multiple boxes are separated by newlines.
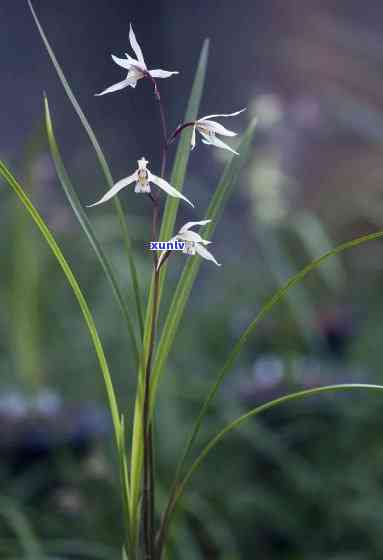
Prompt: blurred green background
<box><xmin>2</xmin><ymin>1</ymin><xmax>383</xmax><ymax>558</ymax></box>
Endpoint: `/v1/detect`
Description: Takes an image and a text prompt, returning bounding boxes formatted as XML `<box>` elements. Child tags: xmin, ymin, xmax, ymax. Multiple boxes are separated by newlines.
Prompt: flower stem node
<box><xmin>96</xmin><ymin>24</ymin><xmax>179</xmax><ymax>96</ymax></box>
<box><xmin>87</xmin><ymin>157</ymin><xmax>194</xmax><ymax>208</ymax></box>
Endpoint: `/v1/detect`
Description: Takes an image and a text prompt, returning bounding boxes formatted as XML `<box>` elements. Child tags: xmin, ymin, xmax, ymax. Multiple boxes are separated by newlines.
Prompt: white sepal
<box><xmin>148</xmin><ymin>172</ymin><xmax>194</xmax><ymax>207</ymax></box>
<box><xmin>95</xmin><ymin>77</ymin><xmax>136</xmax><ymax>96</ymax></box>
<box><xmin>180</xmin><ymin>219</ymin><xmax>211</xmax><ymax>233</ymax></box>
<box><xmin>129</xmin><ymin>23</ymin><xmax>146</xmax><ymax>68</ymax></box>
<box><xmin>199</xmin><ymin>108</ymin><xmax>246</xmax><ymax>121</ymax></box>
<box><xmin>87</xmin><ymin>171</ymin><xmax>138</xmax><ymax>207</ymax></box>
<box><xmin>195</xmin><ymin>242</ymin><xmax>221</xmax><ymax>266</ymax></box>
<box><xmin>149</xmin><ymin>69</ymin><xmax>179</xmax><ymax>79</ymax></box>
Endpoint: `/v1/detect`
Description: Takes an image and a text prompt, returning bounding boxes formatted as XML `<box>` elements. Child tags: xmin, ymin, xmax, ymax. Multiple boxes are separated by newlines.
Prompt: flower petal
<box><xmin>95</xmin><ymin>77</ymin><xmax>135</xmax><ymax>96</ymax></box>
<box><xmin>191</xmin><ymin>124</ymin><xmax>197</xmax><ymax>150</ymax></box>
<box><xmin>195</xmin><ymin>242</ymin><xmax>221</xmax><ymax>266</ymax></box>
<box><xmin>148</xmin><ymin>172</ymin><xmax>194</xmax><ymax>207</ymax></box>
<box><xmin>129</xmin><ymin>24</ymin><xmax>146</xmax><ymax>68</ymax></box>
<box><xmin>179</xmin><ymin>230</ymin><xmax>211</xmax><ymax>245</ymax></box>
<box><xmin>87</xmin><ymin>171</ymin><xmax>138</xmax><ymax>207</ymax></box>
<box><xmin>149</xmin><ymin>69</ymin><xmax>179</xmax><ymax>79</ymax></box>
<box><xmin>199</xmin><ymin>108</ymin><xmax>246</xmax><ymax>121</ymax></box>
<box><xmin>179</xmin><ymin>219</ymin><xmax>211</xmax><ymax>233</ymax></box>
<box><xmin>111</xmin><ymin>54</ymin><xmax>134</xmax><ymax>70</ymax></box>
<box><xmin>198</xmin><ymin>120</ymin><xmax>237</xmax><ymax>137</ymax></box>
<box><xmin>200</xmin><ymin>132</ymin><xmax>239</xmax><ymax>155</ymax></box>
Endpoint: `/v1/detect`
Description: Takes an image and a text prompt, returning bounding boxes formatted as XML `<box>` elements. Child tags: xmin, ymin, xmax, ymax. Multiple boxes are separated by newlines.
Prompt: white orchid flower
<box><xmin>96</xmin><ymin>24</ymin><xmax>179</xmax><ymax>96</ymax></box>
<box><xmin>191</xmin><ymin>108</ymin><xmax>246</xmax><ymax>155</ymax></box>
<box><xmin>87</xmin><ymin>157</ymin><xmax>194</xmax><ymax>207</ymax></box>
<box><xmin>156</xmin><ymin>220</ymin><xmax>221</xmax><ymax>269</ymax></box>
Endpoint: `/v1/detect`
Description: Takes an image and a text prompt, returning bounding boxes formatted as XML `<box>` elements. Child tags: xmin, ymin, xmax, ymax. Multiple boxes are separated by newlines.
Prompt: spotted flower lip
<box><xmin>156</xmin><ymin>220</ymin><xmax>221</xmax><ymax>270</ymax></box>
<box><xmin>191</xmin><ymin>108</ymin><xmax>246</xmax><ymax>155</ymax></box>
<box><xmin>87</xmin><ymin>157</ymin><xmax>194</xmax><ymax>207</ymax></box>
<box><xmin>96</xmin><ymin>24</ymin><xmax>179</xmax><ymax>96</ymax></box>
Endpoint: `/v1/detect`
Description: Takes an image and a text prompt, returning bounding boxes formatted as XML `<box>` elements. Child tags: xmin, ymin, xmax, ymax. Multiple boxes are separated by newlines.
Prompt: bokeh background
<box><xmin>1</xmin><ymin>1</ymin><xmax>383</xmax><ymax>558</ymax></box>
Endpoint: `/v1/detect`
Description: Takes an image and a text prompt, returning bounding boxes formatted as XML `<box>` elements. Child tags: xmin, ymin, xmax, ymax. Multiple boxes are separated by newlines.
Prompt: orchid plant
<box><xmin>1</xmin><ymin>3</ymin><xmax>383</xmax><ymax>559</ymax></box>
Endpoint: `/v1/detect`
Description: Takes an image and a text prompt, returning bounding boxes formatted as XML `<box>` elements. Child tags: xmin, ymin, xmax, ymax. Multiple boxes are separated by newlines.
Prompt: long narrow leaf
<box><xmin>27</xmin><ymin>0</ymin><xmax>144</xmax><ymax>336</ymax></box>
<box><xmin>0</xmin><ymin>498</ymin><xmax>44</xmax><ymax>560</ymax></box>
<box><xmin>162</xmin><ymin>383</ymin><xmax>383</xmax><ymax>547</ymax></box>
<box><xmin>0</xmin><ymin>160</ymin><xmax>121</xmax><ymax>445</ymax></box>
<box><xmin>175</xmin><ymin>228</ymin><xmax>383</xmax><ymax>485</ymax></box>
<box><xmin>150</xmin><ymin>119</ymin><xmax>257</xmax><ymax>410</ymax></box>
<box><xmin>44</xmin><ymin>95</ymin><xmax>139</xmax><ymax>366</ymax></box>
<box><xmin>128</xmin><ymin>40</ymin><xmax>209</xmax><ymax>550</ymax></box>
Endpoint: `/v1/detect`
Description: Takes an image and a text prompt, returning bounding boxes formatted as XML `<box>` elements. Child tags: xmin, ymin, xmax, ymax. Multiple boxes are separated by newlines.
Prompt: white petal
<box><xmin>87</xmin><ymin>171</ymin><xmax>138</xmax><ymax>207</ymax></box>
<box><xmin>198</xmin><ymin>120</ymin><xmax>237</xmax><ymax>137</ymax></box>
<box><xmin>179</xmin><ymin>230</ymin><xmax>210</xmax><ymax>245</ymax></box>
<box><xmin>129</xmin><ymin>24</ymin><xmax>146</xmax><ymax>68</ymax></box>
<box><xmin>191</xmin><ymin>125</ymin><xmax>197</xmax><ymax>150</ymax></box>
<box><xmin>199</xmin><ymin>108</ymin><xmax>246</xmax><ymax>121</ymax></box>
<box><xmin>195</xmin><ymin>243</ymin><xmax>221</xmax><ymax>266</ymax></box>
<box><xmin>148</xmin><ymin>172</ymin><xmax>194</xmax><ymax>207</ymax></box>
<box><xmin>111</xmin><ymin>54</ymin><xmax>134</xmax><ymax>70</ymax></box>
<box><xmin>149</xmin><ymin>69</ymin><xmax>179</xmax><ymax>79</ymax></box>
<box><xmin>198</xmin><ymin>130</ymin><xmax>214</xmax><ymax>146</ymax></box>
<box><xmin>179</xmin><ymin>219</ymin><xmax>211</xmax><ymax>233</ymax></box>
<box><xmin>200</xmin><ymin>132</ymin><xmax>239</xmax><ymax>155</ymax></box>
<box><xmin>95</xmin><ymin>77</ymin><xmax>134</xmax><ymax>96</ymax></box>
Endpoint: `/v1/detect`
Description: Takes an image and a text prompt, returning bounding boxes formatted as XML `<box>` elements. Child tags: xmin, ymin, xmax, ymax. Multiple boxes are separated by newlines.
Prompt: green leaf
<box><xmin>150</xmin><ymin>119</ymin><xmax>257</xmax><ymax>411</ymax></box>
<box><xmin>175</xmin><ymin>228</ymin><xmax>383</xmax><ymax>487</ymax></box>
<box><xmin>44</xmin><ymin>95</ymin><xmax>139</xmax><ymax>366</ymax></box>
<box><xmin>0</xmin><ymin>160</ymin><xmax>121</xmax><ymax>447</ymax></box>
<box><xmin>0</xmin><ymin>498</ymin><xmax>45</xmax><ymax>559</ymax></box>
<box><xmin>128</xmin><ymin>39</ymin><xmax>209</xmax><ymax>552</ymax></box>
<box><xmin>161</xmin><ymin>383</ymin><xmax>383</xmax><ymax>549</ymax></box>
<box><xmin>290</xmin><ymin>211</ymin><xmax>346</xmax><ymax>292</ymax></box>
<box><xmin>27</xmin><ymin>0</ymin><xmax>144</xmax><ymax>337</ymax></box>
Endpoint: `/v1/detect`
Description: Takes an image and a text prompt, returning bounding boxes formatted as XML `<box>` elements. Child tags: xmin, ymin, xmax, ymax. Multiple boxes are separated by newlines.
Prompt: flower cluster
<box><xmin>89</xmin><ymin>24</ymin><xmax>246</xmax><ymax>268</ymax></box>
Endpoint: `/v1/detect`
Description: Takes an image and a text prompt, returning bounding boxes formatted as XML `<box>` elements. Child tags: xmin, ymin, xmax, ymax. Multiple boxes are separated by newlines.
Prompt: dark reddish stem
<box><xmin>142</xmin><ymin>73</ymin><xmax>171</xmax><ymax>560</ymax></box>
<box><xmin>146</xmin><ymin>74</ymin><xmax>168</xmax><ymax>178</ymax></box>
<box><xmin>168</xmin><ymin>121</ymin><xmax>195</xmax><ymax>145</ymax></box>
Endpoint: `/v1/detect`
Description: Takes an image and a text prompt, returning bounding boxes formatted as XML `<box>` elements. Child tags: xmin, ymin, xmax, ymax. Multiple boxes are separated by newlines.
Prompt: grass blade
<box><xmin>0</xmin><ymin>160</ymin><xmax>121</xmax><ymax>445</ymax></box>
<box><xmin>27</xmin><ymin>0</ymin><xmax>144</xmax><ymax>337</ymax></box>
<box><xmin>44</xmin><ymin>95</ymin><xmax>139</xmax><ymax>366</ymax></box>
<box><xmin>290</xmin><ymin>211</ymin><xmax>346</xmax><ymax>292</ymax></box>
<box><xmin>150</xmin><ymin>119</ymin><xmax>257</xmax><ymax>410</ymax></box>
<box><xmin>128</xmin><ymin>39</ymin><xmax>210</xmax><ymax>551</ymax></box>
<box><xmin>0</xmin><ymin>498</ymin><xmax>45</xmax><ymax>559</ymax></box>
<box><xmin>175</xmin><ymin>228</ymin><xmax>383</xmax><ymax>487</ymax></box>
<box><xmin>1</xmin><ymin>158</ymin><xmax>133</xmax><ymax>552</ymax></box>
<box><xmin>160</xmin><ymin>383</ymin><xmax>383</xmax><ymax>549</ymax></box>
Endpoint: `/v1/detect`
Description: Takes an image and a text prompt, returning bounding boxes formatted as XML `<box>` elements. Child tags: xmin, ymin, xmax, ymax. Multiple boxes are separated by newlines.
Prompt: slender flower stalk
<box><xmin>142</xmin><ymin>71</ymin><xmax>170</xmax><ymax>560</ymax></box>
<box><xmin>142</xmin><ymin>264</ymin><xmax>160</xmax><ymax>559</ymax></box>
